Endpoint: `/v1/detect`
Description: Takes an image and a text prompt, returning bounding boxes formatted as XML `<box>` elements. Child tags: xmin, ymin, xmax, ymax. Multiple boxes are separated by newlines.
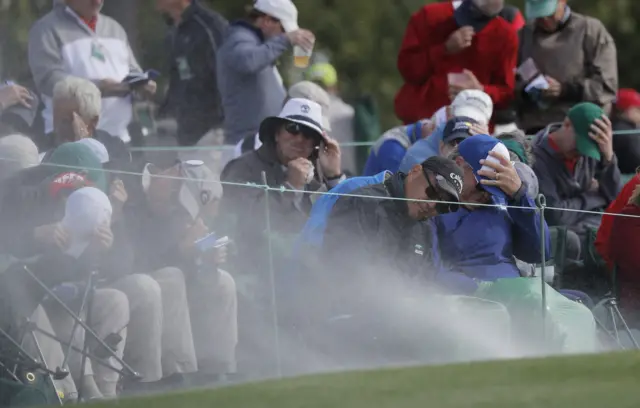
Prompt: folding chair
<box><xmin>0</xmin><ymin>260</ymin><xmax>141</xmax><ymax>403</ymax></box>
<box><xmin>591</xmin><ymin>264</ymin><xmax>640</xmax><ymax>350</ymax></box>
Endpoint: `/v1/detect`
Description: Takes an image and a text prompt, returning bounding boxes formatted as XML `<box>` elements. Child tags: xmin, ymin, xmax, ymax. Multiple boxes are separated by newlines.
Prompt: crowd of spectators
<box><xmin>0</xmin><ymin>0</ymin><xmax>639</xmax><ymax>403</ymax></box>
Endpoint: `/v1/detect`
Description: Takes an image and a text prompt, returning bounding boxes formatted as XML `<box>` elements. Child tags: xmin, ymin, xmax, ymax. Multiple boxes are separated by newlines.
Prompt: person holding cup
<box><xmin>217</xmin><ymin>0</ymin><xmax>315</xmax><ymax>145</ymax></box>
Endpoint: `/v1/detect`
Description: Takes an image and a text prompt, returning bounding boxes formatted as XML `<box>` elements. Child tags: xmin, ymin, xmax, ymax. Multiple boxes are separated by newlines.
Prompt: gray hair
<box><xmin>53</xmin><ymin>76</ymin><xmax>102</xmax><ymax>122</ymax></box>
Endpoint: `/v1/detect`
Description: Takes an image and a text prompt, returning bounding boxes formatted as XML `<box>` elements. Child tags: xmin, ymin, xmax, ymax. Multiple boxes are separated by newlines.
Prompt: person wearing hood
<box><xmin>216</xmin><ymin>0</ymin><xmax>315</xmax><ymax>144</ymax></box>
<box><xmin>395</xmin><ymin>0</ymin><xmax>517</xmax><ymax>124</ymax></box>
<box><xmin>532</xmin><ymin>102</ymin><xmax>621</xmax><ymax>253</ymax></box>
<box><xmin>156</xmin><ymin>0</ymin><xmax>228</xmax><ymax>146</ymax></box>
<box><xmin>434</xmin><ymin>134</ymin><xmax>551</xmax><ymax>293</ymax></box>
<box><xmin>398</xmin><ymin>89</ymin><xmax>493</xmax><ymax>173</ymax></box>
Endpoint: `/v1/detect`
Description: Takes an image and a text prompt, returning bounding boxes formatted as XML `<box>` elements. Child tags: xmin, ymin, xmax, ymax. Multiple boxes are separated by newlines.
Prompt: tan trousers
<box><xmin>110</xmin><ymin>268</ymin><xmax>198</xmax><ymax>382</ymax></box>
<box><xmin>22</xmin><ymin>305</ymin><xmax>77</xmax><ymax>400</ymax></box>
<box><xmin>188</xmin><ymin>269</ymin><xmax>238</xmax><ymax>374</ymax></box>
<box><xmin>46</xmin><ymin>288</ymin><xmax>129</xmax><ymax>398</ymax></box>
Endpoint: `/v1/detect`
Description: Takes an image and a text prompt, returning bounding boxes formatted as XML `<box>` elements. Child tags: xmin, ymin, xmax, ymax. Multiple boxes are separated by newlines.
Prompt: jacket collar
<box><xmin>231</xmin><ymin>20</ymin><xmax>265</xmax><ymax>41</ymax></box>
<box><xmin>383</xmin><ymin>172</ymin><xmax>411</xmax><ymax>217</ymax></box>
<box><xmin>179</xmin><ymin>0</ymin><xmax>202</xmax><ymax>25</ymax></box>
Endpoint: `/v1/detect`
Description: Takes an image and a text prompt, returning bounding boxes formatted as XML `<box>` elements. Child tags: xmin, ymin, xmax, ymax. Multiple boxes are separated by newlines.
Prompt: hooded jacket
<box><xmin>532</xmin><ymin>124</ymin><xmax>621</xmax><ymax>234</ymax></box>
<box><xmin>362</xmin><ymin>122</ymin><xmax>427</xmax><ymax>176</ymax></box>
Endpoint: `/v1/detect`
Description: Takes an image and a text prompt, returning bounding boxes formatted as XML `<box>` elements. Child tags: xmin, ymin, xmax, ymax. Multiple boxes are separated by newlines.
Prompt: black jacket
<box><xmin>323</xmin><ymin>173</ymin><xmax>437</xmax><ymax>287</ymax></box>
<box><xmin>160</xmin><ymin>0</ymin><xmax>228</xmax><ymax>145</ymax></box>
<box><xmin>612</xmin><ymin>116</ymin><xmax>640</xmax><ymax>174</ymax></box>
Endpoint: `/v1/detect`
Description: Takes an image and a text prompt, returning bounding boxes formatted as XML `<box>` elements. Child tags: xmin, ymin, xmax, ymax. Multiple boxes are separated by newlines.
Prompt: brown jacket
<box><xmin>516</xmin><ymin>11</ymin><xmax>618</xmax><ymax>132</ymax></box>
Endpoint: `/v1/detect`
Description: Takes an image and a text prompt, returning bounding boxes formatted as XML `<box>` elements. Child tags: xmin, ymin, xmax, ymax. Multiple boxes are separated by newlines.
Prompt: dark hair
<box><xmin>246</xmin><ymin>7</ymin><xmax>268</xmax><ymax>22</ymax></box>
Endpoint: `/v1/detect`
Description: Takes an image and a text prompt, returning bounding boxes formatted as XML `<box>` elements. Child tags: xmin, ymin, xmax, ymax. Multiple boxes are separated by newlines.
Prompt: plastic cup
<box><xmin>293</xmin><ymin>42</ymin><xmax>314</xmax><ymax>68</ymax></box>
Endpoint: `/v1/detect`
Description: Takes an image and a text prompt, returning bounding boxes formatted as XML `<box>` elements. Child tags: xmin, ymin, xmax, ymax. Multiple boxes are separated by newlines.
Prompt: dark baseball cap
<box><xmin>442</xmin><ymin>117</ymin><xmax>478</xmax><ymax>145</ymax></box>
<box><xmin>421</xmin><ymin>156</ymin><xmax>464</xmax><ymax>202</ymax></box>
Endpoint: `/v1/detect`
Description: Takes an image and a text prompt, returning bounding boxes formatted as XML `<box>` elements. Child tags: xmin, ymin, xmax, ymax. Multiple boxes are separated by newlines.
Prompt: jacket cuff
<box><xmin>509</xmin><ymin>182</ymin><xmax>527</xmax><ymax>203</ymax></box>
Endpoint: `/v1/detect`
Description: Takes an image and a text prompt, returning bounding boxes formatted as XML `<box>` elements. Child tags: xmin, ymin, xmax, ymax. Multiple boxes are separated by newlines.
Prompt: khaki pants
<box><xmin>46</xmin><ymin>288</ymin><xmax>129</xmax><ymax>398</ymax></box>
<box><xmin>22</xmin><ymin>305</ymin><xmax>77</xmax><ymax>400</ymax></box>
<box><xmin>110</xmin><ymin>268</ymin><xmax>198</xmax><ymax>382</ymax></box>
<box><xmin>188</xmin><ymin>269</ymin><xmax>238</xmax><ymax>374</ymax></box>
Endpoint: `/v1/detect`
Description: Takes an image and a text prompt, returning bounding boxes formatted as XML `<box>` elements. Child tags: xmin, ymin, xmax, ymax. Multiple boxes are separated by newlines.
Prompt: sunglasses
<box><xmin>284</xmin><ymin>122</ymin><xmax>321</xmax><ymax>142</ymax></box>
<box><xmin>424</xmin><ymin>170</ymin><xmax>458</xmax><ymax>215</ymax></box>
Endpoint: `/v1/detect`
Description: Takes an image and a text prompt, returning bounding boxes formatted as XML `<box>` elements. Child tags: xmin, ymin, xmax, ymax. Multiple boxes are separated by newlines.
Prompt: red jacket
<box><xmin>395</xmin><ymin>2</ymin><xmax>518</xmax><ymax>124</ymax></box>
<box><xmin>595</xmin><ymin>173</ymin><xmax>640</xmax><ymax>268</ymax></box>
<box><xmin>609</xmin><ymin>204</ymin><xmax>640</xmax><ymax>311</ymax></box>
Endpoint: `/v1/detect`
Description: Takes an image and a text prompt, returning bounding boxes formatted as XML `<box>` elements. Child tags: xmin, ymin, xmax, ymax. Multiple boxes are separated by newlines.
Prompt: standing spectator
<box><xmin>28</xmin><ymin>0</ymin><xmax>157</xmax><ymax>146</ymax></box>
<box><xmin>395</xmin><ymin>0</ymin><xmax>517</xmax><ymax>124</ymax></box>
<box><xmin>516</xmin><ymin>0</ymin><xmax>617</xmax><ymax>134</ymax></box>
<box><xmin>217</xmin><ymin>0</ymin><xmax>315</xmax><ymax>144</ymax></box>
<box><xmin>611</xmin><ymin>89</ymin><xmax>640</xmax><ymax>174</ymax></box>
<box><xmin>156</xmin><ymin>0</ymin><xmax>228</xmax><ymax>146</ymax></box>
<box><xmin>532</xmin><ymin>102</ymin><xmax>621</xmax><ymax>258</ymax></box>
<box><xmin>304</xmin><ymin>63</ymin><xmax>357</xmax><ymax>174</ymax></box>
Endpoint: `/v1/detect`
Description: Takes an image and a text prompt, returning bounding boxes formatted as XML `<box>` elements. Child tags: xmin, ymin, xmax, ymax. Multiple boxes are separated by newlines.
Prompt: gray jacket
<box><xmin>532</xmin><ymin>124</ymin><xmax>621</xmax><ymax>235</ymax></box>
<box><xmin>216</xmin><ymin>21</ymin><xmax>290</xmax><ymax>144</ymax></box>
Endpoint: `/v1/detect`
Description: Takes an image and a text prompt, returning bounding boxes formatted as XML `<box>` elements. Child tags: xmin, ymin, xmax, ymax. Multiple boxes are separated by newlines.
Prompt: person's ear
<box><xmin>88</xmin><ymin>116</ymin><xmax>99</xmax><ymax>135</ymax></box>
<box><xmin>454</xmin><ymin>156</ymin><xmax>465</xmax><ymax>167</ymax></box>
<box><xmin>562</xmin><ymin>116</ymin><xmax>573</xmax><ymax>132</ymax></box>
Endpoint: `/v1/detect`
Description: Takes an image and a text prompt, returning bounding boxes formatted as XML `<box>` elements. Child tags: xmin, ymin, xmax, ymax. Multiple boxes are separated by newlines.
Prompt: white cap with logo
<box><xmin>253</xmin><ymin>0</ymin><xmax>299</xmax><ymax>33</ymax></box>
<box><xmin>451</xmin><ymin>90</ymin><xmax>494</xmax><ymax>125</ymax></box>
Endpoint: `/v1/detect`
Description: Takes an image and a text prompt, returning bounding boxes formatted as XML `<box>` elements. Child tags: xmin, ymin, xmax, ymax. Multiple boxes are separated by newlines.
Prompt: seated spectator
<box><xmin>233</xmin><ymin>81</ymin><xmax>332</xmax><ymax>159</ymax></box>
<box><xmin>304</xmin><ymin>63</ymin><xmax>357</xmax><ymax>174</ymax></box>
<box><xmin>221</xmin><ymin>98</ymin><xmax>345</xmax><ymax>272</ymax></box>
<box><xmin>608</xmin><ymin>184</ymin><xmax>640</xmax><ymax>324</ymax></box>
<box><xmin>362</xmin><ymin>119</ymin><xmax>434</xmax><ymax>176</ymax></box>
<box><xmin>0</xmin><ymin>135</ymin><xmax>39</xmax><ymax>184</ymax></box>
<box><xmin>395</xmin><ymin>0</ymin><xmax>517</xmax><ymax>124</ymax></box>
<box><xmin>595</xmin><ymin>172</ymin><xmax>640</xmax><ymax>269</ymax></box>
<box><xmin>496</xmin><ymin>129</ymin><xmax>540</xmax><ymax>198</ymax></box>
<box><xmin>611</xmin><ymin>88</ymin><xmax>640</xmax><ymax>174</ymax></box>
<box><xmin>399</xmin><ymin>90</ymin><xmax>492</xmax><ymax>173</ymax></box>
<box><xmin>516</xmin><ymin>0</ymin><xmax>617</xmax><ymax>134</ymax></box>
<box><xmin>42</xmin><ymin>77</ymin><xmax>132</xmax><ymax>168</ymax></box>
<box><xmin>127</xmin><ymin>159</ymin><xmax>237</xmax><ymax>385</ymax></box>
<box><xmin>435</xmin><ymin>135</ymin><xmax>551</xmax><ymax>293</ymax></box>
<box><xmin>532</xmin><ymin>102</ymin><xmax>621</xmax><ymax>257</ymax></box>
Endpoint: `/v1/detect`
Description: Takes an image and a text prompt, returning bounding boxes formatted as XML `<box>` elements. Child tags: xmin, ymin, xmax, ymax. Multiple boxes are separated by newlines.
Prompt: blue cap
<box><xmin>458</xmin><ymin>134</ymin><xmax>512</xmax><ymax>207</ymax></box>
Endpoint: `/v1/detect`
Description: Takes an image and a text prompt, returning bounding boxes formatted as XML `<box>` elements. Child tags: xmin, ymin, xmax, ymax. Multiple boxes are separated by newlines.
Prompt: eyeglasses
<box><xmin>424</xmin><ymin>170</ymin><xmax>458</xmax><ymax>215</ymax></box>
<box><xmin>284</xmin><ymin>122</ymin><xmax>320</xmax><ymax>142</ymax></box>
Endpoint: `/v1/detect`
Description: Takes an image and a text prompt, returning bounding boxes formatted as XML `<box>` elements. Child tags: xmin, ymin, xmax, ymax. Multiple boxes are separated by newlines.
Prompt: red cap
<box><xmin>616</xmin><ymin>88</ymin><xmax>640</xmax><ymax>111</ymax></box>
<box><xmin>49</xmin><ymin>172</ymin><xmax>90</xmax><ymax>198</ymax></box>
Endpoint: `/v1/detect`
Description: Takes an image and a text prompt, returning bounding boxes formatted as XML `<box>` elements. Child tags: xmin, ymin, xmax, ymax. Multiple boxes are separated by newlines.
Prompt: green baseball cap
<box><xmin>567</xmin><ymin>102</ymin><xmax>604</xmax><ymax>161</ymax></box>
<box><xmin>525</xmin><ymin>0</ymin><xmax>558</xmax><ymax>20</ymax></box>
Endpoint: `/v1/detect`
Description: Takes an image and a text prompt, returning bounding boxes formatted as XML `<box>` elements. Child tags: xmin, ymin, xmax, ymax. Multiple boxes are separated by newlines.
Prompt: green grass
<box><xmin>94</xmin><ymin>352</ymin><xmax>640</xmax><ymax>408</ymax></box>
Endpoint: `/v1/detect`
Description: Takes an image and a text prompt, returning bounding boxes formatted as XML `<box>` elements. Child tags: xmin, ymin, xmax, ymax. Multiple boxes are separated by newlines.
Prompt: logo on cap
<box><xmin>452</xmin><ymin>121</ymin><xmax>472</xmax><ymax>133</ymax></box>
<box><xmin>449</xmin><ymin>172</ymin><xmax>463</xmax><ymax>194</ymax></box>
<box><xmin>301</xmin><ymin>104</ymin><xmax>310</xmax><ymax>113</ymax></box>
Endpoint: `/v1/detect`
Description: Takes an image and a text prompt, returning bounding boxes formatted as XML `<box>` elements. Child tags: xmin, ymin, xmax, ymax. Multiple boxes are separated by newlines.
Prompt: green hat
<box><xmin>304</xmin><ymin>63</ymin><xmax>338</xmax><ymax>88</ymax></box>
<box><xmin>45</xmin><ymin>142</ymin><xmax>107</xmax><ymax>192</ymax></box>
<box><xmin>525</xmin><ymin>0</ymin><xmax>558</xmax><ymax>20</ymax></box>
<box><xmin>567</xmin><ymin>102</ymin><xmax>604</xmax><ymax>161</ymax></box>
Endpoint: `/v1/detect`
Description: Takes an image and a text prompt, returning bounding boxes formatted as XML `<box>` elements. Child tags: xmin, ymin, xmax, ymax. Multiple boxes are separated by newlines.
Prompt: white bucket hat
<box><xmin>288</xmin><ymin>81</ymin><xmax>332</xmax><ymax>131</ymax></box>
<box><xmin>259</xmin><ymin>98</ymin><xmax>326</xmax><ymax>144</ymax></box>
<box><xmin>253</xmin><ymin>0</ymin><xmax>299</xmax><ymax>33</ymax></box>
